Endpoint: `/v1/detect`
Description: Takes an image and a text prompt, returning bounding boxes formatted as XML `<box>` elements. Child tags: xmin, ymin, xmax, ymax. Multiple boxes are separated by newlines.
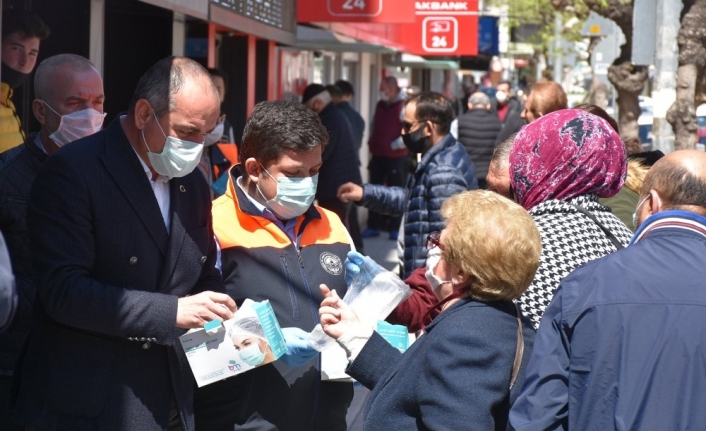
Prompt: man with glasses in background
<box><xmin>338</xmin><ymin>92</ymin><xmax>477</xmax><ymax>279</ymax></box>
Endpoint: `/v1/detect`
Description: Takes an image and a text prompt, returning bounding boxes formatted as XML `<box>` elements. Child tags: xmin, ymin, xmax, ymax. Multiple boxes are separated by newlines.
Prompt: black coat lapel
<box><xmin>157</xmin><ymin>177</ymin><xmax>189</xmax><ymax>292</ymax></box>
<box><xmin>158</xmin><ymin>176</ymin><xmax>208</xmax><ymax>293</ymax></box>
<box><xmin>100</xmin><ymin>117</ymin><xmax>169</xmax><ymax>255</ymax></box>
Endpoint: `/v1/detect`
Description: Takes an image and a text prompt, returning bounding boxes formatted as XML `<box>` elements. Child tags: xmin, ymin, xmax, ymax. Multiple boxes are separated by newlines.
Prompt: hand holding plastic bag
<box><xmin>310</xmin><ymin>253</ymin><xmax>411</xmax><ymax>351</ymax></box>
<box><xmin>280</xmin><ymin>327</ymin><xmax>318</xmax><ymax>367</ymax></box>
<box><xmin>344</xmin><ymin>251</ymin><xmax>377</xmax><ymax>287</ymax></box>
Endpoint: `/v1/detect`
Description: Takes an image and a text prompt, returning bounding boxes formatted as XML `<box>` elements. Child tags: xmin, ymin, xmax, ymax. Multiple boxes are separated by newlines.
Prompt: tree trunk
<box><xmin>607</xmin><ymin>62</ymin><xmax>648</xmax><ymax>141</ymax></box>
<box><xmin>666</xmin><ymin>0</ymin><xmax>706</xmax><ymax>150</ymax></box>
<box><xmin>553</xmin><ymin>0</ymin><xmax>648</xmax><ymax>141</ymax></box>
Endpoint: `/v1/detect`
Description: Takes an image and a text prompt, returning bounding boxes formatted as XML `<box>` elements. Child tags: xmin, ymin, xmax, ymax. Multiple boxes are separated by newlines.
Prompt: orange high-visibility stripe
<box><xmin>213</xmin><ymin>175</ymin><xmax>351</xmax><ymax>250</ymax></box>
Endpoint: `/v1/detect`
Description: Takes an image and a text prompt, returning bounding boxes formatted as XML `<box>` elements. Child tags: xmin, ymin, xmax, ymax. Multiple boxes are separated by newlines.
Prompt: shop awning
<box><xmin>385</xmin><ymin>54</ymin><xmax>459</xmax><ymax>70</ymax></box>
<box><xmin>295</xmin><ymin>25</ymin><xmax>397</xmax><ymax>54</ymax></box>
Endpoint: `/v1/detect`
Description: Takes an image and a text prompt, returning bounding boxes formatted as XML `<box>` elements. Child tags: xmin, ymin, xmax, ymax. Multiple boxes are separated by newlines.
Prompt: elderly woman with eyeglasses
<box><xmin>318</xmin><ymin>190</ymin><xmax>541</xmax><ymax>431</ymax></box>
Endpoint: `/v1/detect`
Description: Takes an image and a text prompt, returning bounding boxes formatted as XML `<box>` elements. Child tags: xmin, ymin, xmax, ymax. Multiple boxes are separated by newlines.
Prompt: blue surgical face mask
<box><xmin>257</xmin><ymin>164</ymin><xmax>318</xmax><ymax>220</ymax></box>
<box><xmin>424</xmin><ymin>247</ymin><xmax>451</xmax><ymax>291</ymax></box>
<box><xmin>239</xmin><ymin>342</ymin><xmax>266</xmax><ymax>367</ymax></box>
<box><xmin>142</xmin><ymin>109</ymin><xmax>204</xmax><ymax>179</ymax></box>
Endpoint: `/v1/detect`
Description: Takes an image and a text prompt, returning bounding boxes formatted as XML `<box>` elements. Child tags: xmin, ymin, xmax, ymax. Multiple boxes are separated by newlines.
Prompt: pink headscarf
<box><xmin>509</xmin><ymin>109</ymin><xmax>626</xmax><ymax>211</ymax></box>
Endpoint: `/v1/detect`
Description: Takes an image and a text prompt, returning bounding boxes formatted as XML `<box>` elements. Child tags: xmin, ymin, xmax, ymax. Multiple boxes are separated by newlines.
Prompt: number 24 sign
<box><xmin>297</xmin><ymin>0</ymin><xmax>415</xmax><ymax>23</ymax></box>
<box><xmin>422</xmin><ymin>17</ymin><xmax>458</xmax><ymax>52</ymax></box>
<box><xmin>328</xmin><ymin>0</ymin><xmax>382</xmax><ymax>16</ymax></box>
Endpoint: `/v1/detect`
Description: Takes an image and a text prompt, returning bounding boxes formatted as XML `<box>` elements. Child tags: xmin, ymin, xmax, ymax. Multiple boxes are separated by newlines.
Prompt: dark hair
<box><xmin>334</xmin><ymin>80</ymin><xmax>354</xmax><ymax>96</ymax></box>
<box><xmin>643</xmin><ymin>161</ymin><xmax>706</xmax><ymax>213</ymax></box>
<box><xmin>326</xmin><ymin>84</ymin><xmax>343</xmax><ymax>99</ymax></box>
<box><xmin>240</xmin><ymin>101</ymin><xmax>329</xmax><ymax>165</ymax></box>
<box><xmin>128</xmin><ymin>56</ymin><xmax>216</xmax><ymax>117</ymax></box>
<box><xmin>574</xmin><ymin>103</ymin><xmax>619</xmax><ymax>134</ymax></box>
<box><xmin>497</xmin><ymin>80</ymin><xmax>512</xmax><ymax>89</ymax></box>
<box><xmin>406</xmin><ymin>91</ymin><xmax>454</xmax><ymax>135</ymax></box>
<box><xmin>630</xmin><ymin>150</ymin><xmax>665</xmax><ymax>167</ymax></box>
<box><xmin>207</xmin><ymin>67</ymin><xmax>227</xmax><ymax>92</ymax></box>
<box><xmin>2</xmin><ymin>10</ymin><xmax>50</xmax><ymax>40</ymax></box>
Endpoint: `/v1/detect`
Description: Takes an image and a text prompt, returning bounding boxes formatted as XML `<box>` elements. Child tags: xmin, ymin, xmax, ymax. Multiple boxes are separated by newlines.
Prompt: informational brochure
<box><xmin>179</xmin><ymin>299</ymin><xmax>286</xmax><ymax>387</ymax></box>
<box><xmin>320</xmin><ymin>321</ymin><xmax>415</xmax><ymax>381</ymax></box>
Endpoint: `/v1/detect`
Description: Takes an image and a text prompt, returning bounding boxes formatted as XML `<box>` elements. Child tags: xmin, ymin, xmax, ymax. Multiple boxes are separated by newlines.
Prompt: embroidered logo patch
<box><xmin>320</xmin><ymin>252</ymin><xmax>343</xmax><ymax>275</ymax></box>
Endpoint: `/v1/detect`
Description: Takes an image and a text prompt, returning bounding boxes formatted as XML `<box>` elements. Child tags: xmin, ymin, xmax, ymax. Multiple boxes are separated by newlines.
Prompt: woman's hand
<box><xmin>319</xmin><ymin>284</ymin><xmax>362</xmax><ymax>340</ymax></box>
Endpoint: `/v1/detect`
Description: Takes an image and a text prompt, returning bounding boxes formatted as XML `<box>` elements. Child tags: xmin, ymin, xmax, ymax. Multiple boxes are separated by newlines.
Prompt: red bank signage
<box><xmin>393</xmin><ymin>1</ymin><xmax>478</xmax><ymax>55</ymax></box>
<box><xmin>297</xmin><ymin>0</ymin><xmax>416</xmax><ymax>23</ymax></box>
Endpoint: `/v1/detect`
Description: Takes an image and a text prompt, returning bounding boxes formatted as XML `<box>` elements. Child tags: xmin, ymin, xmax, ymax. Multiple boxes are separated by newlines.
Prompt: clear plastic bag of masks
<box><xmin>309</xmin><ymin>258</ymin><xmax>412</xmax><ymax>352</ymax></box>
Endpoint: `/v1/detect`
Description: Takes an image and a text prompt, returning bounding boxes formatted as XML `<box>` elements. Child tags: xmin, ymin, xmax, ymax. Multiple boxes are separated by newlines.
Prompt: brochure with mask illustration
<box><xmin>321</xmin><ymin>321</ymin><xmax>416</xmax><ymax>381</ymax></box>
<box><xmin>179</xmin><ymin>299</ymin><xmax>286</xmax><ymax>387</ymax></box>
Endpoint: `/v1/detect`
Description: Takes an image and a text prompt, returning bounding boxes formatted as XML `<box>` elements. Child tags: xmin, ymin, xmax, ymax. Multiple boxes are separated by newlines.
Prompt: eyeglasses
<box><xmin>426</xmin><ymin>231</ymin><xmax>445</xmax><ymax>251</ymax></box>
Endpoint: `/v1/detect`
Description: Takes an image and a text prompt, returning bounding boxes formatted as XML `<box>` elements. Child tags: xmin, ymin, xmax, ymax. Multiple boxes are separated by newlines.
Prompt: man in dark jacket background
<box><xmin>457</xmin><ymin>92</ymin><xmax>502</xmax><ymax>189</ymax></box>
<box><xmin>338</xmin><ymin>92</ymin><xmax>477</xmax><ymax>278</ymax></box>
<box><xmin>303</xmin><ymin>84</ymin><xmax>364</xmax><ymax>252</ymax></box>
<box><xmin>0</xmin><ymin>54</ymin><xmax>105</xmax><ymax>430</ymax></box>
<box><xmin>334</xmin><ymin>80</ymin><xmax>365</xmax><ymax>152</ymax></box>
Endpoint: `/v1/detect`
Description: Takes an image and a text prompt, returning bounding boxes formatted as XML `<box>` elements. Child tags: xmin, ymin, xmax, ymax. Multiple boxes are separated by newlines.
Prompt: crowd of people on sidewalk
<box><xmin>1</xmin><ymin>8</ymin><xmax>706</xmax><ymax>431</ymax></box>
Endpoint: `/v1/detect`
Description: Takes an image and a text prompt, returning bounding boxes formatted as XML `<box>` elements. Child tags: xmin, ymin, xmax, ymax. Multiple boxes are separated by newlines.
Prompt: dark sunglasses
<box><xmin>426</xmin><ymin>231</ymin><xmax>445</xmax><ymax>251</ymax></box>
<box><xmin>402</xmin><ymin>120</ymin><xmax>424</xmax><ymax>133</ymax></box>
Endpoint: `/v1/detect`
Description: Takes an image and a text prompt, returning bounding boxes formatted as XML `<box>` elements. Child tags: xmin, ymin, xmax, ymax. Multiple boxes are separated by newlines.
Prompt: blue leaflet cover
<box><xmin>376</xmin><ymin>320</ymin><xmax>409</xmax><ymax>353</ymax></box>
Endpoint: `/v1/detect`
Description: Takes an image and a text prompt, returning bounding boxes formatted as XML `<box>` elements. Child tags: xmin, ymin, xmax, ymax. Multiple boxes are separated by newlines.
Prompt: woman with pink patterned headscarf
<box><xmin>509</xmin><ymin>109</ymin><xmax>633</xmax><ymax>329</ymax></box>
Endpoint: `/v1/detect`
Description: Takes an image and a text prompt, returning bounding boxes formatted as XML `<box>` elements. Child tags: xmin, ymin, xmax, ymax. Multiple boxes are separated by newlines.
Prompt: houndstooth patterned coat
<box><xmin>519</xmin><ymin>194</ymin><xmax>633</xmax><ymax>329</ymax></box>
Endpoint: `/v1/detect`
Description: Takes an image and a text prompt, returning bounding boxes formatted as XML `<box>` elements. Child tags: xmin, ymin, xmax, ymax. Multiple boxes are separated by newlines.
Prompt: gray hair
<box><xmin>468</xmin><ymin>92</ymin><xmax>491</xmax><ymax>108</ymax></box>
<box><xmin>34</xmin><ymin>54</ymin><xmax>98</xmax><ymax>101</ymax></box>
<box><xmin>311</xmin><ymin>90</ymin><xmax>332</xmax><ymax>106</ymax></box>
<box><xmin>128</xmin><ymin>56</ymin><xmax>218</xmax><ymax>117</ymax></box>
<box><xmin>491</xmin><ymin>132</ymin><xmax>517</xmax><ymax>171</ymax></box>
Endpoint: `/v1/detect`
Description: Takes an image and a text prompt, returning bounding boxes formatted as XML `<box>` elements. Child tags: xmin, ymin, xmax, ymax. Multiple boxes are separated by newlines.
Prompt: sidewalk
<box><xmin>360</xmin><ymin>234</ymin><xmax>399</xmax><ymax>273</ymax></box>
<box><xmin>346</xmin><ymin>233</ymin><xmax>398</xmax><ymax>431</ymax></box>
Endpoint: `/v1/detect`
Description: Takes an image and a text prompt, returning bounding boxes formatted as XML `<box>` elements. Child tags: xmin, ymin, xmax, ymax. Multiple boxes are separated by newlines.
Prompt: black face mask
<box><xmin>402</xmin><ymin>123</ymin><xmax>429</xmax><ymax>154</ymax></box>
<box><xmin>1</xmin><ymin>62</ymin><xmax>30</xmax><ymax>89</ymax></box>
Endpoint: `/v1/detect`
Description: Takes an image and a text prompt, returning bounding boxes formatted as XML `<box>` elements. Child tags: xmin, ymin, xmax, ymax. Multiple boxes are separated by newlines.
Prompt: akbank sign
<box><xmin>415</xmin><ymin>2</ymin><xmax>471</xmax><ymax>10</ymax></box>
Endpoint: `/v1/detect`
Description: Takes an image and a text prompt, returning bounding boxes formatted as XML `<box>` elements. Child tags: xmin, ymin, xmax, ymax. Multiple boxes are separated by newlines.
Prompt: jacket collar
<box><xmin>225</xmin><ymin>166</ymin><xmax>321</xmax><ymax>223</ymax></box>
<box><xmin>631</xmin><ymin>210</ymin><xmax>706</xmax><ymax>245</ymax></box>
<box><xmin>424</xmin><ymin>296</ymin><xmax>474</xmax><ymax>332</ymax></box>
<box><xmin>25</xmin><ymin>132</ymin><xmax>49</xmax><ymax>162</ymax></box>
<box><xmin>415</xmin><ymin>134</ymin><xmax>456</xmax><ymax>174</ymax></box>
<box><xmin>529</xmin><ymin>194</ymin><xmax>605</xmax><ymax>217</ymax></box>
<box><xmin>100</xmin><ymin>114</ymin><xmax>170</xmax><ymax>255</ymax></box>
<box><xmin>1</xmin><ymin>82</ymin><xmax>11</xmax><ymax>106</ymax></box>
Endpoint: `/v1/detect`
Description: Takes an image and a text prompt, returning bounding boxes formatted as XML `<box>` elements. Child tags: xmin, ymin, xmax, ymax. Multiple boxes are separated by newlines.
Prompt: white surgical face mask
<box><xmin>43</xmin><ymin>101</ymin><xmax>106</xmax><ymax>147</ymax></box>
<box><xmin>380</xmin><ymin>92</ymin><xmax>390</xmax><ymax>103</ymax></box>
<box><xmin>204</xmin><ymin>122</ymin><xmax>225</xmax><ymax>147</ymax></box>
<box><xmin>143</xmin><ymin>109</ymin><xmax>204</xmax><ymax>179</ymax></box>
<box><xmin>424</xmin><ymin>247</ymin><xmax>451</xmax><ymax>291</ymax></box>
<box><xmin>495</xmin><ymin>90</ymin><xmax>509</xmax><ymax>105</ymax></box>
<box><xmin>257</xmin><ymin>164</ymin><xmax>318</xmax><ymax>220</ymax></box>
<box><xmin>632</xmin><ymin>195</ymin><xmax>650</xmax><ymax>229</ymax></box>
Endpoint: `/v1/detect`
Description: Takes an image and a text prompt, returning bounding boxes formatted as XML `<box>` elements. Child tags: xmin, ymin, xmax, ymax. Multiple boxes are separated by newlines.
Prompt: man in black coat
<box><xmin>10</xmin><ymin>57</ymin><xmax>236</xmax><ymax>431</ymax></box>
<box><xmin>303</xmin><ymin>84</ymin><xmax>363</xmax><ymax>251</ymax></box>
<box><xmin>0</xmin><ymin>53</ymin><xmax>106</xmax><ymax>431</ymax></box>
<box><xmin>334</xmin><ymin>80</ymin><xmax>366</xmax><ymax>152</ymax></box>
<box><xmin>457</xmin><ymin>92</ymin><xmax>503</xmax><ymax>189</ymax></box>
